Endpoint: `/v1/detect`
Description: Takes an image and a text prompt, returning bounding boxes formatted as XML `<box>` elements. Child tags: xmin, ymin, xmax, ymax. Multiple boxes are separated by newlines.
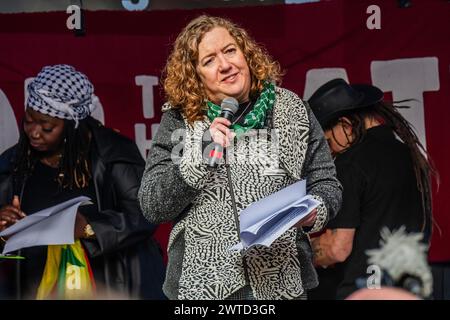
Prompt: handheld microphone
<box><xmin>207</xmin><ymin>97</ymin><xmax>239</xmax><ymax>168</ymax></box>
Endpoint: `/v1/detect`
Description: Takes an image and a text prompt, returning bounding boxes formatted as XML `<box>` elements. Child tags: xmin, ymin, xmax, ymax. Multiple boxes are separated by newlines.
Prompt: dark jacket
<box><xmin>0</xmin><ymin>118</ymin><xmax>166</xmax><ymax>299</ymax></box>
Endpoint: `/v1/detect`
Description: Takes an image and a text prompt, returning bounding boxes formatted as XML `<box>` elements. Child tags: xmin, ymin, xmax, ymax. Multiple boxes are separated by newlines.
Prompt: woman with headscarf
<box><xmin>138</xmin><ymin>15</ymin><xmax>342</xmax><ymax>300</ymax></box>
<box><xmin>0</xmin><ymin>64</ymin><xmax>166</xmax><ymax>299</ymax></box>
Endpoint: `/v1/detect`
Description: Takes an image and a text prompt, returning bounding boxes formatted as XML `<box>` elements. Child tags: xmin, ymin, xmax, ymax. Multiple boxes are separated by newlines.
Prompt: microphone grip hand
<box><xmin>209</xmin><ymin>117</ymin><xmax>235</xmax><ymax>147</ymax></box>
<box><xmin>208</xmin><ymin>117</ymin><xmax>236</xmax><ymax>168</ymax></box>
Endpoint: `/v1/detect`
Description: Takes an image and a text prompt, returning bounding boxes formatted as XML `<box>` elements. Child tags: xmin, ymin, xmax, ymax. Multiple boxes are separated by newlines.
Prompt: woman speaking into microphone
<box><xmin>138</xmin><ymin>15</ymin><xmax>342</xmax><ymax>300</ymax></box>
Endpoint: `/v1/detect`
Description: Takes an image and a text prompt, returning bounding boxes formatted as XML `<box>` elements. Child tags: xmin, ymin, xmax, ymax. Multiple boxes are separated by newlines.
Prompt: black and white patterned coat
<box><xmin>139</xmin><ymin>87</ymin><xmax>342</xmax><ymax>300</ymax></box>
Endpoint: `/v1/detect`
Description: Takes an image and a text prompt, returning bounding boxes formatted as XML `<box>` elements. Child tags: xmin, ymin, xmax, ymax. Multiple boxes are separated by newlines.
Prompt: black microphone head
<box><xmin>221</xmin><ymin>97</ymin><xmax>239</xmax><ymax>116</ymax></box>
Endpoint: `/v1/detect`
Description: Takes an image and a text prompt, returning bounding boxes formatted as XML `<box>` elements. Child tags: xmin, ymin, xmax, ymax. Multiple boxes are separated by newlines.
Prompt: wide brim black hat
<box><xmin>308</xmin><ymin>78</ymin><xmax>384</xmax><ymax>128</ymax></box>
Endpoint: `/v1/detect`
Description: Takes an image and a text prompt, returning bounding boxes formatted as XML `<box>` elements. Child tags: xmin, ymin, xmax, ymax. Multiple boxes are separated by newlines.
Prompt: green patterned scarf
<box><xmin>206</xmin><ymin>81</ymin><xmax>276</xmax><ymax>135</ymax></box>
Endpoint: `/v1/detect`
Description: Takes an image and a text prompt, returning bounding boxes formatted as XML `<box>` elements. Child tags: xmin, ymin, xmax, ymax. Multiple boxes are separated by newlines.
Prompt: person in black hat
<box><xmin>307</xmin><ymin>78</ymin><xmax>437</xmax><ymax>299</ymax></box>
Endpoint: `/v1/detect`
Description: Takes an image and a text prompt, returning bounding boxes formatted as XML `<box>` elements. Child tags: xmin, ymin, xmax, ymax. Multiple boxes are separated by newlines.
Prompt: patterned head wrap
<box><xmin>26</xmin><ymin>64</ymin><xmax>98</xmax><ymax>128</ymax></box>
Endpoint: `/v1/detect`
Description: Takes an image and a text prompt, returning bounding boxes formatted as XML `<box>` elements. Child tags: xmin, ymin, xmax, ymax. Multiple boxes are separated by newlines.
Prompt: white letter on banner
<box><xmin>135</xmin><ymin>75</ymin><xmax>158</xmax><ymax>119</ymax></box>
<box><xmin>371</xmin><ymin>57</ymin><xmax>440</xmax><ymax>149</ymax></box>
<box><xmin>66</xmin><ymin>5</ymin><xmax>81</xmax><ymax>30</ymax></box>
<box><xmin>135</xmin><ymin>123</ymin><xmax>159</xmax><ymax>159</ymax></box>
<box><xmin>366</xmin><ymin>5</ymin><xmax>381</xmax><ymax>30</ymax></box>
<box><xmin>122</xmin><ymin>0</ymin><xmax>149</xmax><ymax>11</ymax></box>
<box><xmin>303</xmin><ymin>68</ymin><xmax>349</xmax><ymax>100</ymax></box>
<box><xmin>0</xmin><ymin>89</ymin><xmax>19</xmax><ymax>154</ymax></box>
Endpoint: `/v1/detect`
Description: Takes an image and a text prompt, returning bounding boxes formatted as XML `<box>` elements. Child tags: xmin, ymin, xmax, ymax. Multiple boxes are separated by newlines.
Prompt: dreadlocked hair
<box><xmin>328</xmin><ymin>101</ymin><xmax>438</xmax><ymax>231</ymax></box>
<box><xmin>13</xmin><ymin>117</ymin><xmax>92</xmax><ymax>191</ymax></box>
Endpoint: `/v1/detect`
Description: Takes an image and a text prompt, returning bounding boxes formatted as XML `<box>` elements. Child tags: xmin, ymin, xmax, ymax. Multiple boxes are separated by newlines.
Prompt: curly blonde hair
<box><xmin>163</xmin><ymin>15</ymin><xmax>283</xmax><ymax>124</ymax></box>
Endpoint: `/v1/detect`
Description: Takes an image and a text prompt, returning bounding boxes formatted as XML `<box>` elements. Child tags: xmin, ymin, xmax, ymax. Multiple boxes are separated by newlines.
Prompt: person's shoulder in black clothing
<box><xmin>0</xmin><ymin>145</ymin><xmax>17</xmax><ymax>174</ymax></box>
<box><xmin>87</xmin><ymin>117</ymin><xmax>144</xmax><ymax>166</ymax></box>
<box><xmin>335</xmin><ymin>125</ymin><xmax>410</xmax><ymax>167</ymax></box>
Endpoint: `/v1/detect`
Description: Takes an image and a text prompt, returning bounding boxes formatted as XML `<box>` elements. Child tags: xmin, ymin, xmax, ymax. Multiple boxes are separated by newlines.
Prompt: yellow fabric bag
<box><xmin>37</xmin><ymin>239</ymin><xmax>96</xmax><ymax>299</ymax></box>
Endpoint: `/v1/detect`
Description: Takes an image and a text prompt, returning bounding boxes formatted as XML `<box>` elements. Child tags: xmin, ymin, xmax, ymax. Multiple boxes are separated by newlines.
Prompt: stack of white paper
<box><xmin>0</xmin><ymin>196</ymin><xmax>91</xmax><ymax>255</ymax></box>
<box><xmin>231</xmin><ymin>180</ymin><xmax>320</xmax><ymax>251</ymax></box>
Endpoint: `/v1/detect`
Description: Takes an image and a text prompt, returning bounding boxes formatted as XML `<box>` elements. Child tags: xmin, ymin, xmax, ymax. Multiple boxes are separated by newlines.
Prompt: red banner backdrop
<box><xmin>0</xmin><ymin>0</ymin><xmax>449</xmax><ymax>261</ymax></box>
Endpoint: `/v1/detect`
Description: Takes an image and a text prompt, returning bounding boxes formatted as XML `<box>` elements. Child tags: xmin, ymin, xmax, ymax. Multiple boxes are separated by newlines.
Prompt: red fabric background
<box><xmin>0</xmin><ymin>0</ymin><xmax>448</xmax><ymax>261</ymax></box>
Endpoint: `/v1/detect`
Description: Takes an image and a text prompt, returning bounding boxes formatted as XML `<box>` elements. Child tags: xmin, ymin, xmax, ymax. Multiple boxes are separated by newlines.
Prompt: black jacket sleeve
<box><xmin>82</xmin><ymin>129</ymin><xmax>159</xmax><ymax>258</ymax></box>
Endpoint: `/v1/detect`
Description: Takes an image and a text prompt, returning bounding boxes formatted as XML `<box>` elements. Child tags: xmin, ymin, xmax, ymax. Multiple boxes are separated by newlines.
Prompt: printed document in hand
<box><xmin>230</xmin><ymin>180</ymin><xmax>320</xmax><ymax>251</ymax></box>
<box><xmin>0</xmin><ymin>196</ymin><xmax>91</xmax><ymax>255</ymax></box>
